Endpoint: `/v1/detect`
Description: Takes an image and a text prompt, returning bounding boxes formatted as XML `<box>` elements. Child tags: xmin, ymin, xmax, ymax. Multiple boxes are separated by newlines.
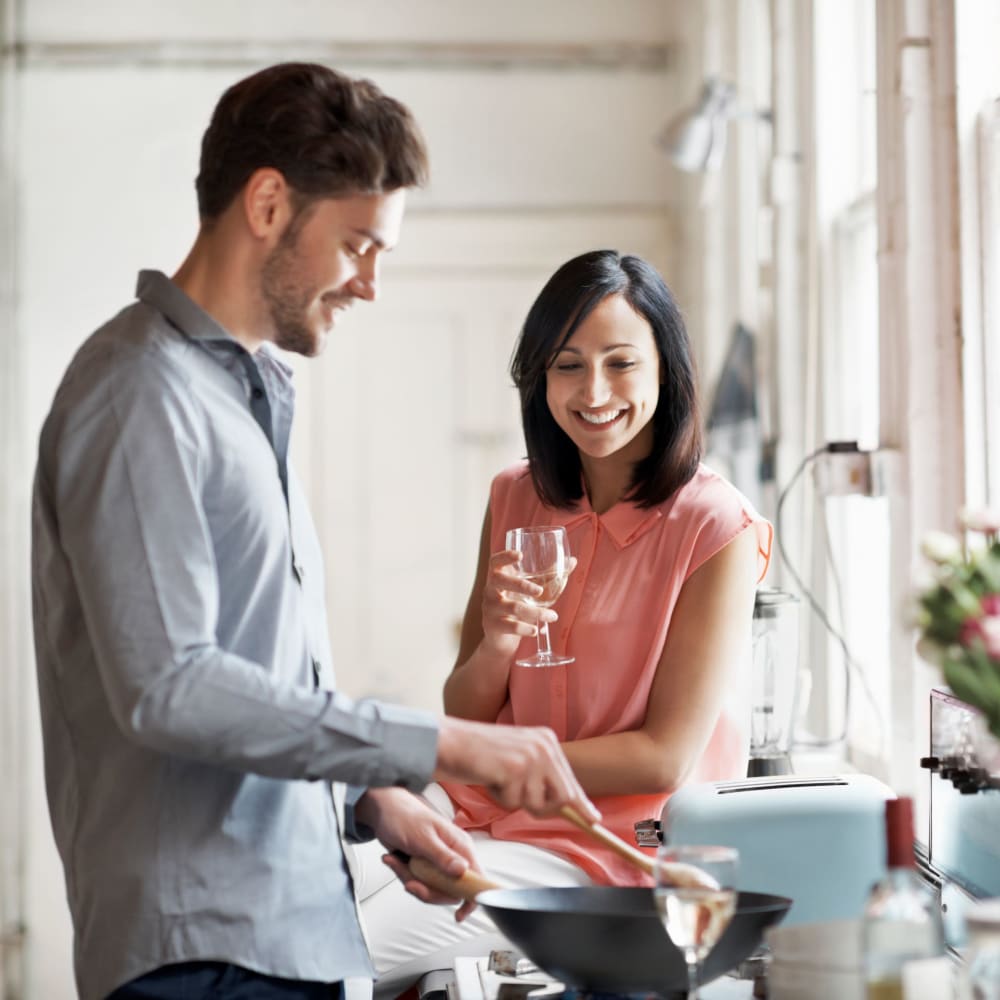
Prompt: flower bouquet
<box><xmin>914</xmin><ymin>508</ymin><xmax>1000</xmax><ymax>739</ymax></box>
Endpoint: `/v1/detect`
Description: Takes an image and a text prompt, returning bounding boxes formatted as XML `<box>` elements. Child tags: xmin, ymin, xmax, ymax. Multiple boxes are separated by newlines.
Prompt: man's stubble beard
<box><xmin>260</xmin><ymin>200</ymin><xmax>355</xmax><ymax>359</ymax></box>
<box><xmin>260</xmin><ymin>229</ymin><xmax>321</xmax><ymax>358</ymax></box>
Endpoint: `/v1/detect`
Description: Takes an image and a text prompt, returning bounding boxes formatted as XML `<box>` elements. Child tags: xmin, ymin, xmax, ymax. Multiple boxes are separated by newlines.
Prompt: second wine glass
<box><xmin>505</xmin><ymin>525</ymin><xmax>574</xmax><ymax>667</ymax></box>
<box><xmin>654</xmin><ymin>844</ymin><xmax>739</xmax><ymax>1000</ymax></box>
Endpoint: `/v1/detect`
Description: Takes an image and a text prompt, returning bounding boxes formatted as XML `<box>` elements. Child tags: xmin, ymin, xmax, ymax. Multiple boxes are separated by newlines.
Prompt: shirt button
<box><xmin>251</xmin><ymin>387</ymin><xmax>264</xmax><ymax>399</ymax></box>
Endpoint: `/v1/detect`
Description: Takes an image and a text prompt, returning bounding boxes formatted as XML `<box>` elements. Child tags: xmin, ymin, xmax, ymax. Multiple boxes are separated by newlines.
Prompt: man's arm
<box><xmin>36</xmin><ymin>355</ymin><xmax>436</xmax><ymax>790</ymax></box>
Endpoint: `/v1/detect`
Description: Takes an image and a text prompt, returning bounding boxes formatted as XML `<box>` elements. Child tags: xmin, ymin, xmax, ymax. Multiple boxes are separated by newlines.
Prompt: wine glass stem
<box><xmin>535</xmin><ymin>619</ymin><xmax>554</xmax><ymax>660</ymax></box>
<box><xmin>684</xmin><ymin>953</ymin><xmax>700</xmax><ymax>999</ymax></box>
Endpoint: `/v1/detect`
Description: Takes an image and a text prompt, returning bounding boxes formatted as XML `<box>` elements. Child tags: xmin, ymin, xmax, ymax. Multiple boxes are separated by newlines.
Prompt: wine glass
<box><xmin>654</xmin><ymin>844</ymin><xmax>739</xmax><ymax>999</ymax></box>
<box><xmin>504</xmin><ymin>526</ymin><xmax>574</xmax><ymax>667</ymax></box>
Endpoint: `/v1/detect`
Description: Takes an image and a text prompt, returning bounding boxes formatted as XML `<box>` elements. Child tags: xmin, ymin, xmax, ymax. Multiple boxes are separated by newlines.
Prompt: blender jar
<box><xmin>748</xmin><ymin>587</ymin><xmax>800</xmax><ymax>777</ymax></box>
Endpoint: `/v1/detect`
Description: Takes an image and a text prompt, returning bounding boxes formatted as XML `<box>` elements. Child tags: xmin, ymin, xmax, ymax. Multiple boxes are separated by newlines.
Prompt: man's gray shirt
<box><xmin>31</xmin><ymin>270</ymin><xmax>439</xmax><ymax>1000</ymax></box>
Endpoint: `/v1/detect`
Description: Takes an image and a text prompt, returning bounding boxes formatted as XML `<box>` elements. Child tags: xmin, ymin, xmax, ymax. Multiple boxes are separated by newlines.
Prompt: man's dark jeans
<box><xmin>106</xmin><ymin>961</ymin><xmax>344</xmax><ymax>1000</ymax></box>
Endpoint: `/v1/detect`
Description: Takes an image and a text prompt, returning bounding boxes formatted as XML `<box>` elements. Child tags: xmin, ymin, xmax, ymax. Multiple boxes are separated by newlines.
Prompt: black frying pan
<box><xmin>407</xmin><ymin>857</ymin><xmax>791</xmax><ymax>996</ymax></box>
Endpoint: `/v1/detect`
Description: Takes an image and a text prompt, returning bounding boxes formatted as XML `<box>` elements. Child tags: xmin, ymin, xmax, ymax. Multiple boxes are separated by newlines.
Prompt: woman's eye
<box><xmin>610</xmin><ymin>360</ymin><xmax>637</xmax><ymax>370</ymax></box>
<box><xmin>554</xmin><ymin>361</ymin><xmax>582</xmax><ymax>372</ymax></box>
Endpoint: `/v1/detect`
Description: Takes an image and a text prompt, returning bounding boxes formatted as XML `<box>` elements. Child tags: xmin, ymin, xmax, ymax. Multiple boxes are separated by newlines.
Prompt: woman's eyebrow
<box><xmin>554</xmin><ymin>343</ymin><xmax>636</xmax><ymax>354</ymax></box>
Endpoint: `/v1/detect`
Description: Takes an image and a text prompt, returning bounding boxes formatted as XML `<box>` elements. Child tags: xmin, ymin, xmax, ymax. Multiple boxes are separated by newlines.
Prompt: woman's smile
<box><xmin>575</xmin><ymin>407</ymin><xmax>628</xmax><ymax>428</ymax></box>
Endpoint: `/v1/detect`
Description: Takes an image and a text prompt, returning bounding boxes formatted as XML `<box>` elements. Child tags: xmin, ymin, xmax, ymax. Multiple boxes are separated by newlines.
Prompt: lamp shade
<box><xmin>657</xmin><ymin>77</ymin><xmax>737</xmax><ymax>173</ymax></box>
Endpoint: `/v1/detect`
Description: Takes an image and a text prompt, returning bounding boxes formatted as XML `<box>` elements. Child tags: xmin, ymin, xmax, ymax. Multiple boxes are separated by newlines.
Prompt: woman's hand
<box><xmin>480</xmin><ymin>549</ymin><xmax>576</xmax><ymax>658</ymax></box>
<box><xmin>444</xmin><ymin>506</ymin><xmax>575</xmax><ymax>721</ymax></box>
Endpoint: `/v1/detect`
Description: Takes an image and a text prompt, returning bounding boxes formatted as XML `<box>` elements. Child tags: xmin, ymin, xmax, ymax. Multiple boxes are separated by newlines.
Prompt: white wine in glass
<box><xmin>654</xmin><ymin>845</ymin><xmax>739</xmax><ymax>1000</ymax></box>
<box><xmin>505</xmin><ymin>526</ymin><xmax>574</xmax><ymax>667</ymax></box>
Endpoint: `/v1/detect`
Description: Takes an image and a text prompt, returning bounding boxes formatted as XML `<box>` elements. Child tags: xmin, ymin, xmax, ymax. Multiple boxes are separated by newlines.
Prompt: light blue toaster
<box><xmin>659</xmin><ymin>774</ymin><xmax>895</xmax><ymax>925</ymax></box>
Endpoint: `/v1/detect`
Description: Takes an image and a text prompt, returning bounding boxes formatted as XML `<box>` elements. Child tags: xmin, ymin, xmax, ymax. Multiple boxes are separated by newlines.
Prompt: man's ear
<box><xmin>243</xmin><ymin>168</ymin><xmax>292</xmax><ymax>241</ymax></box>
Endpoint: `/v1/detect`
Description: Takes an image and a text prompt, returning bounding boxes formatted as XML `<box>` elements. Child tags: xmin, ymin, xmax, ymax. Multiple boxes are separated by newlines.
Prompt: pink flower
<box><xmin>982</xmin><ymin>594</ymin><xmax>1000</xmax><ymax>617</ymax></box>
<box><xmin>961</xmin><ymin>614</ymin><xmax>1000</xmax><ymax>659</ymax></box>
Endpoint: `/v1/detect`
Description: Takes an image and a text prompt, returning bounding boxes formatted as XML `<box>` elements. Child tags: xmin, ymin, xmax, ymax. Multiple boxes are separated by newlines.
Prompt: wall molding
<box><xmin>3</xmin><ymin>39</ymin><xmax>671</xmax><ymax>71</ymax></box>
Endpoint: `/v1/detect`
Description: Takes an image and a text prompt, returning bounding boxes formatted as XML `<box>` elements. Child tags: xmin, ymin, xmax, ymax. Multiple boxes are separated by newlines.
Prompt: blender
<box><xmin>748</xmin><ymin>587</ymin><xmax>800</xmax><ymax>777</ymax></box>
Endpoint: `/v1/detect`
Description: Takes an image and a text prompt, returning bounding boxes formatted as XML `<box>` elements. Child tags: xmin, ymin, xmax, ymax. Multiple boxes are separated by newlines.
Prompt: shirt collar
<box><xmin>545</xmin><ymin>487</ymin><xmax>664</xmax><ymax>549</ymax></box>
<box><xmin>136</xmin><ymin>269</ymin><xmax>235</xmax><ymax>345</ymax></box>
<box><xmin>135</xmin><ymin>269</ymin><xmax>293</xmax><ymax>380</ymax></box>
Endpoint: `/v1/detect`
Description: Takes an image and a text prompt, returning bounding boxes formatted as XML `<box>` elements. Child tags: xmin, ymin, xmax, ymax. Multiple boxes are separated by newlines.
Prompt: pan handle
<box><xmin>559</xmin><ymin>805</ymin><xmax>656</xmax><ymax>877</ymax></box>
<box><xmin>405</xmin><ymin>854</ymin><xmax>503</xmax><ymax>901</ymax></box>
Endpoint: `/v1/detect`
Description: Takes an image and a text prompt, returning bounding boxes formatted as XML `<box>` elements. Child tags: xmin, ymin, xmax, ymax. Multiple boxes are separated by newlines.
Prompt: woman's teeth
<box><xmin>579</xmin><ymin>410</ymin><xmax>622</xmax><ymax>424</ymax></box>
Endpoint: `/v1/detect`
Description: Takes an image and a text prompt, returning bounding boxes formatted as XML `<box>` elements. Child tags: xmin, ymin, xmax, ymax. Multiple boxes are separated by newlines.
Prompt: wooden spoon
<box><xmin>559</xmin><ymin>805</ymin><xmax>719</xmax><ymax>889</ymax></box>
<box><xmin>406</xmin><ymin>854</ymin><xmax>500</xmax><ymax>900</ymax></box>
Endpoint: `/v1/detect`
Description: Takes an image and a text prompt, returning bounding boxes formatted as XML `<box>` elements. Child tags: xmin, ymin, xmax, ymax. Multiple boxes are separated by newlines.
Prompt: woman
<box><xmin>355</xmin><ymin>249</ymin><xmax>772</xmax><ymax>997</ymax></box>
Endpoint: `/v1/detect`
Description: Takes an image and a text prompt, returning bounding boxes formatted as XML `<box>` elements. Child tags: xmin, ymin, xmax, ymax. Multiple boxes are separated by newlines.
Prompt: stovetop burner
<box><xmin>450</xmin><ymin>954</ymin><xmax>755</xmax><ymax>1000</ymax></box>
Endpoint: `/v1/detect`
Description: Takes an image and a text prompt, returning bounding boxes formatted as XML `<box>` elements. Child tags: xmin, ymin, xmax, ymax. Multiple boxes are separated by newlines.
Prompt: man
<box><xmin>31</xmin><ymin>62</ymin><xmax>596</xmax><ymax>1000</ymax></box>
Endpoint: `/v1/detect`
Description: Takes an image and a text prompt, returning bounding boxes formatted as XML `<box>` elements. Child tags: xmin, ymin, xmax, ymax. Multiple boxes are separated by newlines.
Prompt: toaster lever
<box><xmin>633</xmin><ymin>818</ymin><xmax>662</xmax><ymax>847</ymax></box>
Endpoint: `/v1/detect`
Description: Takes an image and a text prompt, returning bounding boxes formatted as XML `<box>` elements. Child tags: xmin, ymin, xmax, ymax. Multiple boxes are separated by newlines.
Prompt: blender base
<box><xmin>747</xmin><ymin>753</ymin><xmax>793</xmax><ymax>777</ymax></box>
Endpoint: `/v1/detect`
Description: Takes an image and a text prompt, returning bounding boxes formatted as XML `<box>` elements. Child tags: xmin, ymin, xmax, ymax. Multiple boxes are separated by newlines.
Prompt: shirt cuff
<box><xmin>312</xmin><ymin>696</ymin><xmax>439</xmax><ymax>790</ymax></box>
<box><xmin>343</xmin><ymin>784</ymin><xmax>376</xmax><ymax>843</ymax></box>
<box><xmin>360</xmin><ymin>700</ymin><xmax>439</xmax><ymax>790</ymax></box>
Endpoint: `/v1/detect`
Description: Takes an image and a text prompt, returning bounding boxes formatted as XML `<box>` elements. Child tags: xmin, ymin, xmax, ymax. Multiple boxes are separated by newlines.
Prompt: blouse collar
<box><xmin>545</xmin><ymin>488</ymin><xmax>664</xmax><ymax>549</ymax></box>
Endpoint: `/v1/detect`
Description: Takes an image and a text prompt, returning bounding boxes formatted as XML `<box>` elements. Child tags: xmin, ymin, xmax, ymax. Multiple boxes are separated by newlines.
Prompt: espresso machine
<box><xmin>748</xmin><ymin>587</ymin><xmax>800</xmax><ymax>777</ymax></box>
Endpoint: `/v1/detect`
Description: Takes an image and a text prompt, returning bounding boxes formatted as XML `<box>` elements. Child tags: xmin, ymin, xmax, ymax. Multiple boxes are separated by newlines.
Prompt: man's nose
<box><xmin>349</xmin><ymin>256</ymin><xmax>379</xmax><ymax>302</ymax></box>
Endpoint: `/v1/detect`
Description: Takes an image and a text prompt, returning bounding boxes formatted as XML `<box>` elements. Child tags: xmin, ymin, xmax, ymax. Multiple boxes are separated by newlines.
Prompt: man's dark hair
<box><xmin>510</xmin><ymin>249</ymin><xmax>703</xmax><ymax>509</ymax></box>
<box><xmin>195</xmin><ymin>62</ymin><xmax>429</xmax><ymax>220</ymax></box>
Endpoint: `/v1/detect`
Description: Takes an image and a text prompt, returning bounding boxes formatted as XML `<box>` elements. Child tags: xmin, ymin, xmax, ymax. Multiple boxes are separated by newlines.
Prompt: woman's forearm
<box><xmin>442</xmin><ymin>644</ymin><xmax>513</xmax><ymax>721</ymax></box>
<box><xmin>560</xmin><ymin>730</ymin><xmax>694</xmax><ymax>798</ymax></box>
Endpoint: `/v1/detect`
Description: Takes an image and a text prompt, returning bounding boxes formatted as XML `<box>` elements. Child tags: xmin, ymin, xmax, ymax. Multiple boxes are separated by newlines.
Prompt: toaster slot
<box><xmin>714</xmin><ymin>776</ymin><xmax>850</xmax><ymax>794</ymax></box>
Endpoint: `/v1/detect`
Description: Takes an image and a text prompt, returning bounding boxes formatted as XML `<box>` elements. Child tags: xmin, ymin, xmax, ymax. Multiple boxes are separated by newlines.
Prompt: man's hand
<box><xmin>353</xmin><ymin>787</ymin><xmax>480</xmax><ymax>921</ymax></box>
<box><xmin>433</xmin><ymin>716</ymin><xmax>600</xmax><ymax>822</ymax></box>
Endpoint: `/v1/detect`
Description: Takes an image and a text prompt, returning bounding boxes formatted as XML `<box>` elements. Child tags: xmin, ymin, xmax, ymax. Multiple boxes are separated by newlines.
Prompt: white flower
<box><xmin>960</xmin><ymin>506</ymin><xmax>1000</xmax><ymax>536</ymax></box>
<box><xmin>920</xmin><ymin>531</ymin><xmax>962</xmax><ymax>565</ymax></box>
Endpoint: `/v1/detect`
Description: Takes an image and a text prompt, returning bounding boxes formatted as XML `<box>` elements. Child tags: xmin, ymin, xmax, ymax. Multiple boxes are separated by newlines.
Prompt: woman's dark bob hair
<box><xmin>510</xmin><ymin>249</ymin><xmax>702</xmax><ymax>509</ymax></box>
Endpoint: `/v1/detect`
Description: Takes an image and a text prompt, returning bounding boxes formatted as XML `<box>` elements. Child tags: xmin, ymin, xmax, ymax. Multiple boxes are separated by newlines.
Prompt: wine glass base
<box><xmin>514</xmin><ymin>654</ymin><xmax>575</xmax><ymax>667</ymax></box>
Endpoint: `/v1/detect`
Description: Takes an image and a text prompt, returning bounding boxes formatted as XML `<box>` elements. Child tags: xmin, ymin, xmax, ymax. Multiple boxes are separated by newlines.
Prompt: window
<box><xmin>800</xmin><ymin>0</ymin><xmax>888</xmax><ymax>770</ymax></box>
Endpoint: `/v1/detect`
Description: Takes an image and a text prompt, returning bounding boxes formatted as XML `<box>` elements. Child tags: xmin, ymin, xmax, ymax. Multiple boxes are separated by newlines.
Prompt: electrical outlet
<box><xmin>813</xmin><ymin>446</ymin><xmax>874</xmax><ymax>497</ymax></box>
<box><xmin>811</xmin><ymin>445</ymin><xmax>901</xmax><ymax>497</ymax></box>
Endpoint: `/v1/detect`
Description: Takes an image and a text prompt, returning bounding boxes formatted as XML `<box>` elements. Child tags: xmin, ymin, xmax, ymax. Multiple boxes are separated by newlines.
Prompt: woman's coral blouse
<box><xmin>440</xmin><ymin>461</ymin><xmax>773</xmax><ymax>886</ymax></box>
